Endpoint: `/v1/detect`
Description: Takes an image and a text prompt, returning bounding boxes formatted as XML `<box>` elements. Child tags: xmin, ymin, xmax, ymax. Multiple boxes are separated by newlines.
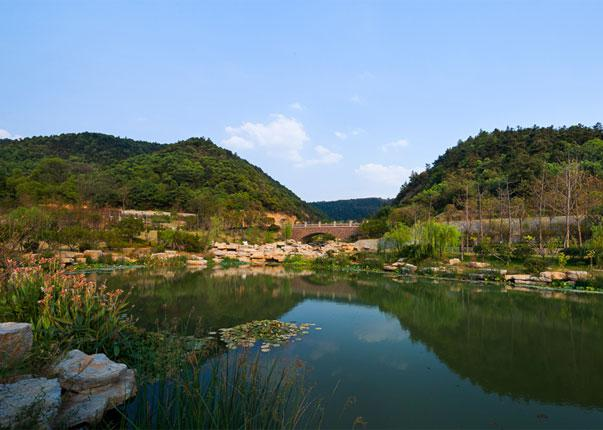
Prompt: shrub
<box><xmin>512</xmin><ymin>241</ymin><xmax>534</xmax><ymax>261</ymax></box>
<box><xmin>0</xmin><ymin>261</ymin><xmax>133</xmax><ymax>357</ymax></box>
<box><xmin>311</xmin><ymin>253</ymin><xmax>352</xmax><ymax>271</ymax></box>
<box><xmin>524</xmin><ymin>257</ymin><xmax>547</xmax><ymax>274</ymax></box>
<box><xmin>159</xmin><ymin>229</ymin><xmax>206</xmax><ymax>252</ymax></box>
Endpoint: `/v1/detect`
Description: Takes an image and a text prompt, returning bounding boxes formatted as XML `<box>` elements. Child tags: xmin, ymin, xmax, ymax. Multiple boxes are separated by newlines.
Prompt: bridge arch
<box><xmin>291</xmin><ymin>222</ymin><xmax>360</xmax><ymax>241</ymax></box>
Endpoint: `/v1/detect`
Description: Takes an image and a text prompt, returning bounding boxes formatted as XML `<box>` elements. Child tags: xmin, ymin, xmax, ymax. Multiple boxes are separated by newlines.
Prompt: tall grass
<box><xmin>120</xmin><ymin>352</ymin><xmax>323</xmax><ymax>429</ymax></box>
<box><xmin>0</xmin><ymin>258</ymin><xmax>133</xmax><ymax>361</ymax></box>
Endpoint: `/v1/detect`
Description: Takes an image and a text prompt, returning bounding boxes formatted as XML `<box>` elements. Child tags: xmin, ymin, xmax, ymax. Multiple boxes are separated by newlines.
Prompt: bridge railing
<box><xmin>293</xmin><ymin>221</ymin><xmax>361</xmax><ymax>228</ymax></box>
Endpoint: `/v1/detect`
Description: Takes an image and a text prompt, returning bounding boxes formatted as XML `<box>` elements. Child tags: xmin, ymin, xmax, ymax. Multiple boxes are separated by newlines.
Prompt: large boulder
<box><xmin>52</xmin><ymin>349</ymin><xmax>128</xmax><ymax>392</ymax></box>
<box><xmin>83</xmin><ymin>249</ymin><xmax>104</xmax><ymax>260</ymax></box>
<box><xmin>540</xmin><ymin>271</ymin><xmax>567</xmax><ymax>282</ymax></box>
<box><xmin>57</xmin><ymin>368</ymin><xmax>136</xmax><ymax>428</ymax></box>
<box><xmin>52</xmin><ymin>350</ymin><xmax>137</xmax><ymax>427</ymax></box>
<box><xmin>566</xmin><ymin>271</ymin><xmax>589</xmax><ymax>281</ymax></box>
<box><xmin>0</xmin><ymin>322</ymin><xmax>33</xmax><ymax>368</ymax></box>
<box><xmin>0</xmin><ymin>377</ymin><xmax>61</xmax><ymax>429</ymax></box>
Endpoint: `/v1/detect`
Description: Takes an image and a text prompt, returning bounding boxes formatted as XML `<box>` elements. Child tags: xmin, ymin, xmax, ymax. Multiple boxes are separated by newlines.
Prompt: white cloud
<box><xmin>296</xmin><ymin>145</ymin><xmax>342</xmax><ymax>167</ymax></box>
<box><xmin>289</xmin><ymin>101</ymin><xmax>304</xmax><ymax>111</ymax></box>
<box><xmin>334</xmin><ymin>128</ymin><xmax>363</xmax><ymax>140</ymax></box>
<box><xmin>381</xmin><ymin>139</ymin><xmax>409</xmax><ymax>152</ymax></box>
<box><xmin>222</xmin><ymin>114</ymin><xmax>342</xmax><ymax>168</ymax></box>
<box><xmin>349</xmin><ymin>94</ymin><xmax>362</xmax><ymax>104</ymax></box>
<box><xmin>223</xmin><ymin>114</ymin><xmax>309</xmax><ymax>163</ymax></box>
<box><xmin>355</xmin><ymin>319</ymin><xmax>408</xmax><ymax>343</ymax></box>
<box><xmin>355</xmin><ymin>163</ymin><xmax>413</xmax><ymax>186</ymax></box>
<box><xmin>0</xmin><ymin>129</ymin><xmax>22</xmax><ymax>140</ymax></box>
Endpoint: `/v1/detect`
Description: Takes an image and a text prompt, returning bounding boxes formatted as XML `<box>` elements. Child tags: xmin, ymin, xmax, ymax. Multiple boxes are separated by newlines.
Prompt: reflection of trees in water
<box><xmin>100</xmin><ymin>268</ymin><xmax>603</xmax><ymax>408</ymax></box>
<box><xmin>100</xmin><ymin>269</ymin><xmax>360</xmax><ymax>335</ymax></box>
<box><xmin>352</xmin><ymin>280</ymin><xmax>603</xmax><ymax>409</ymax></box>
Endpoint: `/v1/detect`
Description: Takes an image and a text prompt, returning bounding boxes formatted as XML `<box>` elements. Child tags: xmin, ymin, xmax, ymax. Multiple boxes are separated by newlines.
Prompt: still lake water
<box><xmin>97</xmin><ymin>267</ymin><xmax>603</xmax><ymax>429</ymax></box>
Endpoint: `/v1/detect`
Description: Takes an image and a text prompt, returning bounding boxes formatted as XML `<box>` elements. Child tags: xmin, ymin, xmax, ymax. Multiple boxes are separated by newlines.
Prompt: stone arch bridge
<box><xmin>291</xmin><ymin>222</ymin><xmax>361</xmax><ymax>241</ymax></box>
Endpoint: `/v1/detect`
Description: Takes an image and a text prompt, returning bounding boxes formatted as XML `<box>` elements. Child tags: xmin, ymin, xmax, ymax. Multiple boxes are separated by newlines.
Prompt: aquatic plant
<box><xmin>0</xmin><ymin>259</ymin><xmax>133</xmax><ymax>358</ymax></box>
<box><xmin>216</xmin><ymin>320</ymin><xmax>317</xmax><ymax>352</ymax></box>
<box><xmin>120</xmin><ymin>353</ymin><xmax>323</xmax><ymax>429</ymax></box>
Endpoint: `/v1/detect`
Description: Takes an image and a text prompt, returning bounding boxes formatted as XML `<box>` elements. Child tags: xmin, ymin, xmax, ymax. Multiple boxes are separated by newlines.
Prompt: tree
<box><xmin>115</xmin><ymin>217</ymin><xmax>144</xmax><ymax>245</ymax></box>
<box><xmin>411</xmin><ymin>221</ymin><xmax>461</xmax><ymax>259</ymax></box>
<box><xmin>383</xmin><ymin>224</ymin><xmax>412</xmax><ymax>255</ymax></box>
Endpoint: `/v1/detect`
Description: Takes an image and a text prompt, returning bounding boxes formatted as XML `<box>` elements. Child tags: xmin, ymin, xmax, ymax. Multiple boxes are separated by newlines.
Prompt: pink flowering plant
<box><xmin>0</xmin><ymin>257</ymin><xmax>133</xmax><ymax>357</ymax></box>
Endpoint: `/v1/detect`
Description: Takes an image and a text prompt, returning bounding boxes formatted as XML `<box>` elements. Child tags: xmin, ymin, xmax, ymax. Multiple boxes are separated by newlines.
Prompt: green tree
<box><xmin>411</xmin><ymin>221</ymin><xmax>461</xmax><ymax>259</ymax></box>
<box><xmin>383</xmin><ymin>224</ymin><xmax>412</xmax><ymax>255</ymax></box>
<box><xmin>115</xmin><ymin>217</ymin><xmax>144</xmax><ymax>245</ymax></box>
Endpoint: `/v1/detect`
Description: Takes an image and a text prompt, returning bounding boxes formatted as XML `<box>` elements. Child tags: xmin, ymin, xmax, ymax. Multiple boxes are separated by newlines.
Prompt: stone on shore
<box><xmin>83</xmin><ymin>250</ymin><xmax>104</xmax><ymax>260</ymax></box>
<box><xmin>52</xmin><ymin>349</ymin><xmax>128</xmax><ymax>391</ymax></box>
<box><xmin>0</xmin><ymin>377</ymin><xmax>61</xmax><ymax>429</ymax></box>
<box><xmin>467</xmin><ymin>261</ymin><xmax>490</xmax><ymax>269</ymax></box>
<box><xmin>540</xmin><ymin>271</ymin><xmax>567</xmax><ymax>282</ymax></box>
<box><xmin>448</xmin><ymin>258</ymin><xmax>462</xmax><ymax>266</ymax></box>
<box><xmin>52</xmin><ymin>349</ymin><xmax>137</xmax><ymax>427</ymax></box>
<box><xmin>566</xmin><ymin>270</ymin><xmax>588</xmax><ymax>281</ymax></box>
<box><xmin>0</xmin><ymin>322</ymin><xmax>33</xmax><ymax>368</ymax></box>
<box><xmin>57</xmin><ymin>368</ymin><xmax>136</xmax><ymax>428</ymax></box>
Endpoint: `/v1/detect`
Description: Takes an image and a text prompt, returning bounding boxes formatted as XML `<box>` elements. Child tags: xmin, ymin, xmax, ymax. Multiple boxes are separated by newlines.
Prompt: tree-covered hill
<box><xmin>0</xmin><ymin>133</ymin><xmax>319</xmax><ymax>223</ymax></box>
<box><xmin>310</xmin><ymin>198</ymin><xmax>391</xmax><ymax>221</ymax></box>
<box><xmin>394</xmin><ymin>124</ymin><xmax>603</xmax><ymax>212</ymax></box>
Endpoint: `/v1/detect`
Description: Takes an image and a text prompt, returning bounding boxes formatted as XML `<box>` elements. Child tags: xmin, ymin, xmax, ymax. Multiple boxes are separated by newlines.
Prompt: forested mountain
<box><xmin>310</xmin><ymin>198</ymin><xmax>391</xmax><ymax>221</ymax></box>
<box><xmin>388</xmin><ymin>124</ymin><xmax>603</xmax><ymax>245</ymax></box>
<box><xmin>0</xmin><ymin>133</ymin><xmax>319</xmax><ymax>223</ymax></box>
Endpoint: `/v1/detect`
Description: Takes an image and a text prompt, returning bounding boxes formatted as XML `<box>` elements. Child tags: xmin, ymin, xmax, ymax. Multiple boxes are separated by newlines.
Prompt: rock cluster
<box><xmin>52</xmin><ymin>349</ymin><xmax>137</xmax><ymax>428</ymax></box>
<box><xmin>383</xmin><ymin>259</ymin><xmax>417</xmax><ymax>273</ymax></box>
<box><xmin>0</xmin><ymin>377</ymin><xmax>62</xmax><ymax>429</ymax></box>
<box><xmin>506</xmin><ymin>270</ymin><xmax>589</xmax><ymax>286</ymax></box>
<box><xmin>0</xmin><ymin>322</ymin><xmax>33</xmax><ymax>367</ymax></box>
<box><xmin>0</xmin><ymin>344</ymin><xmax>136</xmax><ymax>429</ymax></box>
<box><xmin>150</xmin><ymin>250</ymin><xmax>208</xmax><ymax>267</ymax></box>
<box><xmin>211</xmin><ymin>240</ymin><xmax>357</xmax><ymax>265</ymax></box>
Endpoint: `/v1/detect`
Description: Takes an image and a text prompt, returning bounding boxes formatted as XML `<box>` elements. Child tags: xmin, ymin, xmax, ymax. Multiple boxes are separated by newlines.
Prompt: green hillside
<box><xmin>392</xmin><ymin>124</ymin><xmax>603</xmax><ymax>219</ymax></box>
<box><xmin>0</xmin><ymin>132</ymin><xmax>318</xmax><ymax>222</ymax></box>
<box><xmin>310</xmin><ymin>198</ymin><xmax>390</xmax><ymax>221</ymax></box>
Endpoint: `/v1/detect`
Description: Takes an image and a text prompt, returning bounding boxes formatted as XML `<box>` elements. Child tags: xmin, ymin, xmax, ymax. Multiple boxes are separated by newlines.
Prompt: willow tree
<box><xmin>383</xmin><ymin>223</ymin><xmax>412</xmax><ymax>255</ymax></box>
<box><xmin>412</xmin><ymin>220</ymin><xmax>461</xmax><ymax>259</ymax></box>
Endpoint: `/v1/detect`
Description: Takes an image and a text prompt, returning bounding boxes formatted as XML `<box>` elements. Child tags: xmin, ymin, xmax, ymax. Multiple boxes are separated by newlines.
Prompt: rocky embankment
<box><xmin>31</xmin><ymin>239</ymin><xmax>380</xmax><ymax>270</ymax></box>
<box><xmin>210</xmin><ymin>239</ymin><xmax>367</xmax><ymax>264</ymax></box>
<box><xmin>0</xmin><ymin>322</ymin><xmax>136</xmax><ymax>429</ymax></box>
<box><xmin>384</xmin><ymin>258</ymin><xmax>591</xmax><ymax>288</ymax></box>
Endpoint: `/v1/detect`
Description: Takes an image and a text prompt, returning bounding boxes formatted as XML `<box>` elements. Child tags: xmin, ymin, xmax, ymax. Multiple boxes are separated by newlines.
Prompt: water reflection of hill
<box><xmin>100</xmin><ymin>268</ymin><xmax>603</xmax><ymax>409</ymax></box>
<box><xmin>99</xmin><ymin>269</ymin><xmax>358</xmax><ymax>334</ymax></box>
<box><xmin>351</xmin><ymin>278</ymin><xmax>603</xmax><ymax>409</ymax></box>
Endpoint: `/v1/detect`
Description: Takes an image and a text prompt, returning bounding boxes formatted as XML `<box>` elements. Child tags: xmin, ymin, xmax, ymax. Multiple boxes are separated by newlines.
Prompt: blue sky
<box><xmin>1</xmin><ymin>0</ymin><xmax>602</xmax><ymax>201</ymax></box>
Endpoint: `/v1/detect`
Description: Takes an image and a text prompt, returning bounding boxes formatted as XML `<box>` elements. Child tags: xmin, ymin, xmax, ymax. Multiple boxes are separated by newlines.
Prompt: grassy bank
<box><xmin>0</xmin><ymin>257</ymin><xmax>322</xmax><ymax>428</ymax></box>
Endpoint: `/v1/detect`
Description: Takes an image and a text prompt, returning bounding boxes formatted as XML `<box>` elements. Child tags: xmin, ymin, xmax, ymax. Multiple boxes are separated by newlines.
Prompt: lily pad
<box><xmin>215</xmin><ymin>319</ymin><xmax>315</xmax><ymax>352</ymax></box>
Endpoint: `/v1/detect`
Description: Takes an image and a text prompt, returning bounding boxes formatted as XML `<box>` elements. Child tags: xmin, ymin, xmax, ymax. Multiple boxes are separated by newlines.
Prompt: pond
<box><xmin>97</xmin><ymin>267</ymin><xmax>603</xmax><ymax>429</ymax></box>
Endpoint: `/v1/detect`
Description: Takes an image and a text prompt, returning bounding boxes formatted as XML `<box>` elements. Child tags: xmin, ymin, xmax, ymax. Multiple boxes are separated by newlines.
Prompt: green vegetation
<box><xmin>123</xmin><ymin>354</ymin><xmax>322</xmax><ymax>430</ymax></box>
<box><xmin>310</xmin><ymin>197</ymin><xmax>390</xmax><ymax>221</ymax></box>
<box><xmin>0</xmin><ymin>259</ymin><xmax>322</xmax><ymax>427</ymax></box>
<box><xmin>0</xmin><ymin>259</ymin><xmax>133</xmax><ymax>368</ymax></box>
<box><xmin>0</xmin><ymin>132</ymin><xmax>319</xmax><ymax>223</ymax></box>
<box><xmin>382</xmin><ymin>221</ymin><xmax>460</xmax><ymax>260</ymax></box>
<box><xmin>383</xmin><ymin>125</ymin><xmax>603</xmax><ymax>249</ymax></box>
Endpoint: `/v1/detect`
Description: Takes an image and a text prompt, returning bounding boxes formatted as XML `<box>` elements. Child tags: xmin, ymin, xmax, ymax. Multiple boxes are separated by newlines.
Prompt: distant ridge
<box><xmin>310</xmin><ymin>197</ymin><xmax>391</xmax><ymax>221</ymax></box>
